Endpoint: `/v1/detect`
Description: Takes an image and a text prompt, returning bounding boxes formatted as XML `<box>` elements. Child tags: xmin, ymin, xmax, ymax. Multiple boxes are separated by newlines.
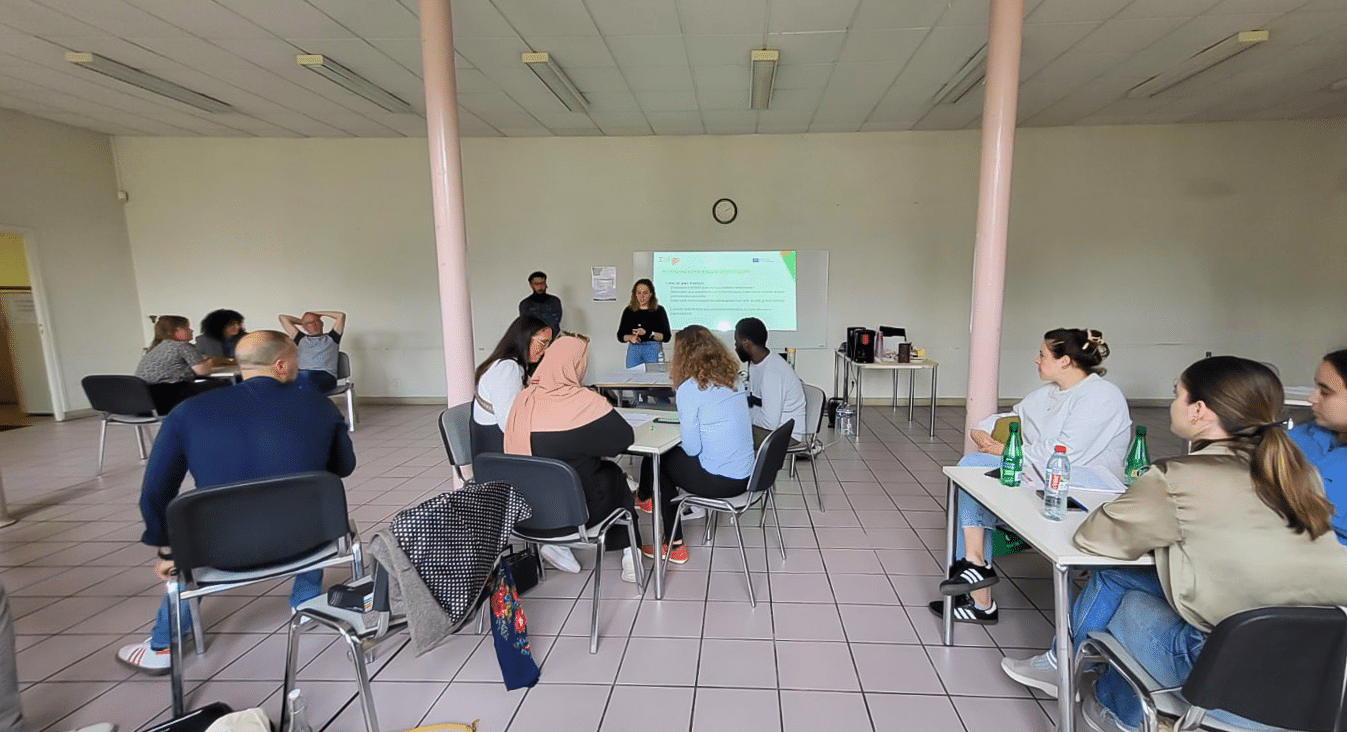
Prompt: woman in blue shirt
<box><xmin>636</xmin><ymin>325</ymin><xmax>753</xmax><ymax>566</ymax></box>
<box><xmin>1290</xmin><ymin>349</ymin><xmax>1347</xmax><ymax>544</ymax></box>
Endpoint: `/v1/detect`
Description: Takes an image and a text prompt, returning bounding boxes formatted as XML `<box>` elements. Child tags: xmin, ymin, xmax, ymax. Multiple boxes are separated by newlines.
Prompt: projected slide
<box><xmin>653</xmin><ymin>251</ymin><xmax>798</xmax><ymax>332</ymax></box>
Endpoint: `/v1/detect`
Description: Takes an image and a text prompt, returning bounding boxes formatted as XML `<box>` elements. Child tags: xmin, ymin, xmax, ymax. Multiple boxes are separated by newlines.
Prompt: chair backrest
<box><xmin>337</xmin><ymin>352</ymin><xmax>351</xmax><ymax>380</ymax></box>
<box><xmin>439</xmin><ymin>404</ymin><xmax>474</xmax><ymax>473</ymax></box>
<box><xmin>472</xmin><ymin>452</ymin><xmax>589</xmax><ymax>533</ymax></box>
<box><xmin>801</xmin><ymin>384</ymin><xmax>826</xmax><ymax>437</ymax></box>
<box><xmin>166</xmin><ymin>471</ymin><xmax>350</xmax><ymax>578</ymax></box>
<box><xmin>81</xmin><ymin>375</ymin><xmax>157</xmax><ymax>416</ymax></box>
<box><xmin>746</xmin><ymin>420</ymin><xmax>795</xmax><ymax>494</ymax></box>
<box><xmin>1182</xmin><ymin>605</ymin><xmax>1347</xmax><ymax>732</ymax></box>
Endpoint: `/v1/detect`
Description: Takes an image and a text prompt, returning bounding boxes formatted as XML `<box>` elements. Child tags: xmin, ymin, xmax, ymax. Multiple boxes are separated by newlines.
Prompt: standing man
<box><xmin>279</xmin><ymin>310</ymin><xmax>346</xmax><ymax>391</ymax></box>
<box><xmin>116</xmin><ymin>331</ymin><xmax>356</xmax><ymax>674</ymax></box>
<box><xmin>519</xmin><ymin>271</ymin><xmax>562</xmax><ymax>336</ymax></box>
<box><xmin>734</xmin><ymin>317</ymin><xmax>806</xmax><ymax>447</ymax></box>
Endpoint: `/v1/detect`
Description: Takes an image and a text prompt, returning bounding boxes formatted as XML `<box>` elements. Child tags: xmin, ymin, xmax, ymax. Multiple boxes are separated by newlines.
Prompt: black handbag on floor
<box><xmin>140</xmin><ymin>702</ymin><xmax>233</xmax><ymax>732</ymax></box>
<box><xmin>504</xmin><ymin>544</ymin><xmax>541</xmax><ymax>595</ymax></box>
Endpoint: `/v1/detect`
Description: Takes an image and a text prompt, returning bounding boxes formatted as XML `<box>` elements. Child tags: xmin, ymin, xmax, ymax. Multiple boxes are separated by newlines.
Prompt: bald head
<box><xmin>236</xmin><ymin>330</ymin><xmax>298</xmax><ymax>382</ymax></box>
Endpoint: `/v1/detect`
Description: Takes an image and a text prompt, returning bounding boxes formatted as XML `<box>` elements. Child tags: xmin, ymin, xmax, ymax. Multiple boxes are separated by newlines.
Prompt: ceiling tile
<box><xmin>811</xmin><ymin>105</ymin><xmax>871</xmax><ymax>122</ymax></box>
<box><xmin>765</xmin><ymin>31</ymin><xmax>845</xmax><ymax>64</ymax></box>
<box><xmin>588</xmin><ymin>111</ymin><xmax>653</xmax><ymax>134</ymax></box>
<box><xmin>934</xmin><ymin>0</ymin><xmax>991</xmax><ymax>27</ymax></box>
<box><xmin>128</xmin><ymin>36</ymin><xmax>271</xmax><ymax>71</ymax></box>
<box><xmin>677</xmin><ymin>0</ymin><xmax>767</xmax><ymax>36</ymax></box>
<box><xmin>774</xmin><ymin>63</ymin><xmax>833</xmax><ymax>89</ymax></box>
<box><xmin>858</xmin><ymin>119</ymin><xmax>914</xmax><ymax>131</ymax></box>
<box><xmin>808</xmin><ymin>121</ymin><xmax>861</xmax><ymax>132</ymax></box>
<box><xmin>605</xmin><ymin>36</ymin><xmax>689</xmax><ymax>67</ymax></box>
<box><xmin>838</xmin><ymin>28</ymin><xmax>928</xmax><ymax>63</ymax></box>
<box><xmin>635</xmin><ymin>89</ymin><xmax>698</xmax><ymax>111</ymax></box>
<box><xmin>645</xmin><ymin>110</ymin><xmax>703</xmax><ymax>133</ymax></box>
<box><xmin>695</xmin><ymin>88</ymin><xmax>746</xmax><ymax>110</ymax></box>
<box><xmin>767</xmin><ymin>0</ymin><xmax>861</xmax><ymax>34</ymax></box>
<box><xmin>691</xmin><ymin>65</ymin><xmax>746</xmax><ymax>92</ymax></box>
<box><xmin>43</xmin><ymin>36</ymin><xmax>174</xmax><ymax>71</ymax></box>
<box><xmin>216</xmin><ymin>0</ymin><xmax>357</xmax><ymax>39</ymax></box>
<box><xmin>684</xmin><ymin>35</ymin><xmax>762</xmax><ymax>67</ymax></box>
<box><xmin>1115</xmin><ymin>0</ymin><xmax>1221</xmax><ymax>19</ymax></box>
<box><xmin>564</xmin><ymin>66</ymin><xmax>629</xmax><ymax>92</ymax></box>
<box><xmin>766</xmin><ymin>86</ymin><xmax>822</xmax><ymax>111</ymax></box>
<box><xmin>527</xmin><ymin>36</ymin><xmax>618</xmax><ymax>68</ymax></box>
<box><xmin>584</xmin><ymin>90</ymin><xmax>642</xmax><ymax>112</ymax></box>
<box><xmin>448</xmin><ymin>0</ymin><xmax>517</xmax><ymax>38</ymax></box>
<box><xmin>1209</xmin><ymin>0</ymin><xmax>1303</xmax><ymax>14</ymax></box>
<box><xmin>366</xmin><ymin>39</ymin><xmax>426</xmax><ymax>74</ymax></box>
<box><xmin>851</xmin><ymin>0</ymin><xmax>948</xmax><ymax>30</ymax></box>
<box><xmin>530</xmin><ymin>110</ymin><xmax>596</xmax><ymax>129</ymax></box>
<box><xmin>452</xmin><ymin>36</ymin><xmax>533</xmax><ymax>69</ymax></box>
<box><xmin>622</xmin><ymin>65</ymin><xmax>694</xmax><ymax>91</ymax></box>
<box><xmin>585</xmin><ymin>0</ymin><xmax>682</xmax><ymax>36</ymax></box>
<box><xmin>1069</xmin><ymin>17</ymin><xmax>1180</xmax><ymax>55</ymax></box>
<box><xmin>28</xmin><ymin>0</ymin><xmax>187</xmax><ymax>36</ymax></box>
<box><xmin>492</xmin><ymin>0</ymin><xmax>600</xmax><ymax>37</ymax></box>
<box><xmin>1029</xmin><ymin>0</ymin><xmax>1131</xmax><ymax>24</ymax></box>
<box><xmin>309</xmin><ymin>0</ymin><xmax>420</xmax><ymax>38</ymax></box>
<box><xmin>121</xmin><ymin>0</ymin><xmax>272</xmax><ymax>39</ymax></box>
<box><xmin>0</xmin><ymin>0</ymin><xmax>102</xmax><ymax>35</ymax></box>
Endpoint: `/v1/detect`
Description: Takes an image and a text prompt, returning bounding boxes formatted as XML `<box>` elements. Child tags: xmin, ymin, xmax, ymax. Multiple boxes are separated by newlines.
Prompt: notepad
<box><xmin>621</xmin><ymin>413</ymin><xmax>654</xmax><ymax>428</ymax></box>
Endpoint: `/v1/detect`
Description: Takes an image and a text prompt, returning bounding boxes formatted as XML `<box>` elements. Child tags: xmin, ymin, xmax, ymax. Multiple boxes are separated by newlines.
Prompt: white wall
<box><xmin>115</xmin><ymin>119</ymin><xmax>1347</xmax><ymax>402</ymax></box>
<box><xmin>0</xmin><ymin>108</ymin><xmax>144</xmax><ymax>413</ymax></box>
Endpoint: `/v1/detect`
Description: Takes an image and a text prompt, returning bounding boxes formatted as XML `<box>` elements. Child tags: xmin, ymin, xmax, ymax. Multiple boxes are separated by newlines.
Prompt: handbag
<box><xmin>503</xmin><ymin>544</ymin><xmax>540</xmax><ymax>595</ymax></box>
<box><xmin>490</xmin><ymin>561</ymin><xmax>541</xmax><ymax>690</ymax></box>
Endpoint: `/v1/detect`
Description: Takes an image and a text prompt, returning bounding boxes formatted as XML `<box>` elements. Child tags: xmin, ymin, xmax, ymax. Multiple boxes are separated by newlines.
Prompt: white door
<box><xmin>1</xmin><ymin>292</ymin><xmax>52</xmax><ymax>414</ymax></box>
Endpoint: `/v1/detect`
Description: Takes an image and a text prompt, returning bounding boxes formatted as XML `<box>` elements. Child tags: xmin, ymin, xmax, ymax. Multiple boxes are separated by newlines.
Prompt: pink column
<box><xmin>963</xmin><ymin>0</ymin><xmax>1024</xmax><ymax>453</ymax></box>
<box><xmin>419</xmin><ymin>0</ymin><xmax>476</xmax><ymax>408</ymax></box>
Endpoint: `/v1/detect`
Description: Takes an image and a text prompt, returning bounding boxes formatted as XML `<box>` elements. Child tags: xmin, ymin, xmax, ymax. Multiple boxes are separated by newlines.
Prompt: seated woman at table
<box><xmin>472</xmin><ymin>314</ymin><xmax>552</xmax><ymax>455</ymax></box>
<box><xmin>504</xmin><ymin>334</ymin><xmax>642</xmax><ymax>582</ymax></box>
<box><xmin>135</xmin><ymin>315</ymin><xmax>228</xmax><ymax>414</ymax></box>
<box><xmin>1001</xmin><ymin>356</ymin><xmax>1347</xmax><ymax>732</ymax></box>
<box><xmin>635</xmin><ymin>325</ymin><xmax>754</xmax><ymax>566</ymax></box>
<box><xmin>930</xmin><ymin>328</ymin><xmax>1132</xmax><ymax>625</ymax></box>
<box><xmin>1289</xmin><ymin>348</ymin><xmax>1347</xmax><ymax>545</ymax></box>
<box><xmin>194</xmin><ymin>308</ymin><xmax>246</xmax><ymax>361</ymax></box>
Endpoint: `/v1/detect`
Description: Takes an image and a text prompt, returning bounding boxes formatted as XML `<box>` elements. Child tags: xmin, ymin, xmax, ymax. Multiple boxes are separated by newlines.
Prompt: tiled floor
<box><xmin>1</xmin><ymin>403</ymin><xmax>1188</xmax><ymax>732</ymax></box>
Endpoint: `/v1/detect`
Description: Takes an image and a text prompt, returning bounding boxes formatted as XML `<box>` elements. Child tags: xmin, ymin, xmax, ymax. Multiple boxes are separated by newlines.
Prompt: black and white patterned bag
<box><xmin>388</xmin><ymin>480</ymin><xmax>532</xmax><ymax>624</ymax></box>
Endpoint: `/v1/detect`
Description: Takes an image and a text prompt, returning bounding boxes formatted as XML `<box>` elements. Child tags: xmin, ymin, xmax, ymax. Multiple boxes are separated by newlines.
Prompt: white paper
<box><xmin>1070</xmin><ymin>465</ymin><xmax>1127</xmax><ymax>493</ymax></box>
<box><xmin>591</xmin><ymin>266</ymin><xmax>617</xmax><ymax>301</ymax></box>
<box><xmin>621</xmin><ymin>413</ymin><xmax>654</xmax><ymax>427</ymax></box>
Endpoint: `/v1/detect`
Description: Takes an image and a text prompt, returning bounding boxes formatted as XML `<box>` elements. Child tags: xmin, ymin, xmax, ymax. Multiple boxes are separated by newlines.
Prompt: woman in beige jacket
<box><xmin>1001</xmin><ymin>356</ymin><xmax>1347</xmax><ymax>732</ymax></box>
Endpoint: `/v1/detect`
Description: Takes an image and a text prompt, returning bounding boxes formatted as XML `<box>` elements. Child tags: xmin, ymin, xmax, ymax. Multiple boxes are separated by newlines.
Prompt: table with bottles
<box><xmin>939</xmin><ymin>465</ymin><xmax>1152</xmax><ymax>732</ymax></box>
<box><xmin>831</xmin><ymin>351</ymin><xmax>939</xmax><ymax>437</ymax></box>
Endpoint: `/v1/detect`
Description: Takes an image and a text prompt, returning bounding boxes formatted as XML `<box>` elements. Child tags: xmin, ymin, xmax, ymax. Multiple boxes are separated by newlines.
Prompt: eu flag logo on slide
<box><xmin>752</xmin><ymin>257</ymin><xmax>760</xmax><ymax>262</ymax></box>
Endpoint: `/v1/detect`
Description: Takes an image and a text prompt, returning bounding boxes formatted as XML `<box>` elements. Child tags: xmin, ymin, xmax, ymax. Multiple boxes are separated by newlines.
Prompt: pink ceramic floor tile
<box><xmin>691</xmin><ymin>687</ymin><xmax>780</xmax><ymax>732</ymax></box>
<box><xmin>697</xmin><ymin>638</ymin><xmax>777</xmax><ymax>689</ymax></box>
<box><xmin>779</xmin><ymin>690</ymin><xmax>871</xmax><ymax>732</ymax></box>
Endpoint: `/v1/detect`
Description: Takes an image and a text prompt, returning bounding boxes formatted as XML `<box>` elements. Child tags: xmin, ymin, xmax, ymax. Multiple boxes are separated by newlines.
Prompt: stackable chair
<box><xmin>81</xmin><ymin>374</ymin><xmax>161</xmax><ymax>473</ymax></box>
<box><xmin>786</xmin><ymin>383</ymin><xmax>827</xmax><ymax>511</ymax></box>
<box><xmin>438</xmin><ymin>403</ymin><xmax>474</xmax><ymax>481</ymax></box>
<box><xmin>325</xmin><ymin>352</ymin><xmax>357</xmax><ymax>431</ymax></box>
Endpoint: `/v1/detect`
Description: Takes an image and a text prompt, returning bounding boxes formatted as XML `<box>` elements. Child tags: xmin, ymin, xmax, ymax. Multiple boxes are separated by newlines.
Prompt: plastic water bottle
<box><xmin>287</xmin><ymin>689</ymin><xmax>314</xmax><ymax>732</ymax></box>
<box><xmin>1042</xmin><ymin>445</ymin><xmax>1070</xmax><ymax>521</ymax></box>
<box><xmin>999</xmin><ymin>422</ymin><xmax>1023</xmax><ymax>487</ymax></box>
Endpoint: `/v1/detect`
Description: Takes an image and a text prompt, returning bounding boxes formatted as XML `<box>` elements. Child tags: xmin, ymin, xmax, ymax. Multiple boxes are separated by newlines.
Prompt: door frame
<box><xmin>0</xmin><ymin>225</ymin><xmax>66</xmax><ymax>420</ymax></box>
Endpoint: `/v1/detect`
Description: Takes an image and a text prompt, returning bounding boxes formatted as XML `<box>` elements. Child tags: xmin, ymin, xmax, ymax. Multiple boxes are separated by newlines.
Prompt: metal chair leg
<box><xmin>590</xmin><ymin>539</ymin><xmax>604</xmax><ymax>654</ymax></box>
<box><xmin>346</xmin><ymin>390</ymin><xmax>357</xmax><ymax>432</ymax></box>
<box><xmin>96</xmin><ymin>417</ymin><xmax>108</xmax><ymax>474</ymax></box>
<box><xmin>188</xmin><ymin>596</ymin><xmax>206</xmax><ymax>656</ymax></box>
<box><xmin>624</xmin><ymin>517</ymin><xmax>646</xmax><ymax>590</ymax></box>
<box><xmin>789</xmin><ymin>453</ymin><xmax>797</xmax><ymax>478</ymax></box>
<box><xmin>345</xmin><ymin>631</ymin><xmax>380</xmax><ymax>732</ymax></box>
<box><xmin>769</xmin><ymin>492</ymin><xmax>787</xmax><ymax>560</ymax></box>
<box><xmin>810</xmin><ymin>451</ymin><xmax>823</xmax><ymax>512</ymax></box>
<box><xmin>167</xmin><ymin>581</ymin><xmax>187</xmax><ymax>717</ymax></box>
<box><xmin>730</xmin><ymin>514</ymin><xmax>756</xmax><ymax>607</ymax></box>
<box><xmin>280</xmin><ymin>614</ymin><xmax>304</xmax><ymax>732</ymax></box>
<box><xmin>135</xmin><ymin>425</ymin><xmax>149</xmax><ymax>460</ymax></box>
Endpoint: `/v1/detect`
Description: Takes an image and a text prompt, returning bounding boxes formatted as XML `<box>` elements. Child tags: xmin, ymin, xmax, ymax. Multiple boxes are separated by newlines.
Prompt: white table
<box><xmin>616</xmin><ymin>408</ymin><xmax>682</xmax><ymax>600</ymax></box>
<box><xmin>833</xmin><ymin>351</ymin><xmax>939</xmax><ymax>436</ymax></box>
<box><xmin>941</xmin><ymin>466</ymin><xmax>1153</xmax><ymax>732</ymax></box>
<box><xmin>590</xmin><ymin>371</ymin><xmax>673</xmax><ymax>407</ymax></box>
<box><xmin>1284</xmin><ymin>386</ymin><xmax>1313</xmax><ymax>407</ymax></box>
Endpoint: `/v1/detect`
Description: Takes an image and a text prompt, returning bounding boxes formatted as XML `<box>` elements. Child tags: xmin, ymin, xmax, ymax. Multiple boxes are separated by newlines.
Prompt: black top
<box><xmin>529</xmin><ymin>410</ymin><xmax>634</xmax><ymax>500</ymax></box>
<box><xmin>519</xmin><ymin>293</ymin><xmax>563</xmax><ymax>335</ymax></box>
<box><xmin>616</xmin><ymin>306</ymin><xmax>671</xmax><ymax>344</ymax></box>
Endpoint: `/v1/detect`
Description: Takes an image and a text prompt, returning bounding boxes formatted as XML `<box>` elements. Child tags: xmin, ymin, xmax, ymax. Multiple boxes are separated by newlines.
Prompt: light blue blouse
<box><xmin>676</xmin><ymin>379</ymin><xmax>754</xmax><ymax>480</ymax></box>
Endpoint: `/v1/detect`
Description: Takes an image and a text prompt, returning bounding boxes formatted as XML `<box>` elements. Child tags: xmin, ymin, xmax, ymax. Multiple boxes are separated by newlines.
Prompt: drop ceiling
<box><xmin>0</xmin><ymin>0</ymin><xmax>1344</xmax><ymax>138</ymax></box>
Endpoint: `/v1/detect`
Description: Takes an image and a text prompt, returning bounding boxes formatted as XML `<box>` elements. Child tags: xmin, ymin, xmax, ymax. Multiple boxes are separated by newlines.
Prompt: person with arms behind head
<box><xmin>519</xmin><ymin>271</ymin><xmax>562</xmax><ymax>336</ymax></box>
<box><xmin>194</xmin><ymin>309</ymin><xmax>246</xmax><ymax>361</ymax></box>
<box><xmin>278</xmin><ymin>310</ymin><xmax>346</xmax><ymax>391</ymax></box>
<box><xmin>117</xmin><ymin>331</ymin><xmax>356</xmax><ymax>674</ymax></box>
<box><xmin>473</xmin><ymin>315</ymin><xmax>552</xmax><ymax>455</ymax></box>
<box><xmin>931</xmin><ymin>328</ymin><xmax>1132</xmax><ymax>625</ymax></box>
<box><xmin>1289</xmin><ymin>349</ymin><xmax>1347</xmax><ymax>545</ymax></box>
<box><xmin>504</xmin><ymin>335</ymin><xmax>643</xmax><ymax>582</ymax></box>
<box><xmin>734</xmin><ymin>317</ymin><xmax>805</xmax><ymax>447</ymax></box>
<box><xmin>135</xmin><ymin>315</ymin><xmax>228</xmax><ymax>414</ymax></box>
<box><xmin>616</xmin><ymin>279</ymin><xmax>670</xmax><ymax>368</ymax></box>
<box><xmin>635</xmin><ymin>325</ymin><xmax>755</xmax><ymax>567</ymax></box>
<box><xmin>1001</xmin><ymin>356</ymin><xmax>1347</xmax><ymax>732</ymax></box>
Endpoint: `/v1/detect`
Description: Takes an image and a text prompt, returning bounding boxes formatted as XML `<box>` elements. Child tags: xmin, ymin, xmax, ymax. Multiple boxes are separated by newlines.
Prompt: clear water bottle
<box><xmin>836</xmin><ymin>404</ymin><xmax>858</xmax><ymax>437</ymax></box>
<box><xmin>1042</xmin><ymin>445</ymin><xmax>1070</xmax><ymax>521</ymax></box>
<box><xmin>287</xmin><ymin>689</ymin><xmax>314</xmax><ymax>732</ymax></box>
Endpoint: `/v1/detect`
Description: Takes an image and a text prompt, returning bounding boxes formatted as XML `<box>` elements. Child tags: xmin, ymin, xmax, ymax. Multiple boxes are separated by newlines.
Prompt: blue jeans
<box><xmin>149</xmin><ymin>570</ymin><xmax>323</xmax><ymax>650</ymax></box>
<box><xmin>625</xmin><ymin>341</ymin><xmax>662</xmax><ymax>368</ymax></box>
<box><xmin>953</xmin><ymin>453</ymin><xmax>1001</xmax><ymax>561</ymax></box>
<box><xmin>296</xmin><ymin>369</ymin><xmax>337</xmax><ymax>392</ymax></box>
<box><xmin>1072</xmin><ymin>568</ymin><xmax>1207</xmax><ymax>728</ymax></box>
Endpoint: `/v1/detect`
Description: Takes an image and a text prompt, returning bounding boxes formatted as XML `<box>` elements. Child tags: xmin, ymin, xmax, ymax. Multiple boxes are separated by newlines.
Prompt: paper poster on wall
<box><xmin>591</xmin><ymin>266</ymin><xmax>617</xmax><ymax>301</ymax></box>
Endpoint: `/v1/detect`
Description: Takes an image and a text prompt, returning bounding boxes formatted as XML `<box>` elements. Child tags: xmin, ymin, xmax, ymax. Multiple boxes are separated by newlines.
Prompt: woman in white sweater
<box><xmin>930</xmin><ymin>328</ymin><xmax>1133</xmax><ymax>624</ymax></box>
<box><xmin>472</xmin><ymin>315</ymin><xmax>552</xmax><ymax>455</ymax></box>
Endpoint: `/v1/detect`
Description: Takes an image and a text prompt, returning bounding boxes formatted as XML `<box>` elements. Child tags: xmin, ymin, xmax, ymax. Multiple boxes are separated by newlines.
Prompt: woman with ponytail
<box><xmin>1002</xmin><ymin>356</ymin><xmax>1347</xmax><ymax>732</ymax></box>
<box><xmin>1289</xmin><ymin>349</ymin><xmax>1347</xmax><ymax>545</ymax></box>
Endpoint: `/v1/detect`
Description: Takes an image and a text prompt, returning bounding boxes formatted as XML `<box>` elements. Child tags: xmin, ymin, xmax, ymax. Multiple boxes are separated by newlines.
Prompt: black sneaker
<box><xmin>926</xmin><ymin>595</ymin><xmax>999</xmax><ymax>625</ymax></box>
<box><xmin>939</xmin><ymin>558</ymin><xmax>1000</xmax><ymax>595</ymax></box>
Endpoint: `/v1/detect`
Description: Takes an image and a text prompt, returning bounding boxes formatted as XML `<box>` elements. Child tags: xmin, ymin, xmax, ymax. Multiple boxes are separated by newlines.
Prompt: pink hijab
<box><xmin>503</xmin><ymin>336</ymin><xmax>613</xmax><ymax>455</ymax></box>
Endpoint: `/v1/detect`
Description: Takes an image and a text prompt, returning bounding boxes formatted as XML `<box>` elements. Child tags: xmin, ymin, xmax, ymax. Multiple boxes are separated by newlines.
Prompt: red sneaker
<box><xmin>639</xmin><ymin>543</ymin><xmax>689</xmax><ymax>565</ymax></box>
<box><xmin>635</xmin><ymin>498</ymin><xmax>653</xmax><ymax>514</ymax></box>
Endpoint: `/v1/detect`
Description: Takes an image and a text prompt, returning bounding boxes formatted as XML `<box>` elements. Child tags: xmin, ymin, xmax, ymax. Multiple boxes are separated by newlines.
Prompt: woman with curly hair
<box><xmin>635</xmin><ymin>325</ymin><xmax>753</xmax><ymax>566</ymax></box>
<box><xmin>195</xmin><ymin>309</ymin><xmax>246</xmax><ymax>360</ymax></box>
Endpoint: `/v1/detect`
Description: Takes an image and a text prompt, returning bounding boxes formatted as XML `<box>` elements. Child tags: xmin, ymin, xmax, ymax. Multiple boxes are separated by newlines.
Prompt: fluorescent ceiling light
<box><xmin>65</xmin><ymin>51</ymin><xmax>233</xmax><ymax>114</ymax></box>
<box><xmin>1128</xmin><ymin>30</ymin><xmax>1269</xmax><ymax>99</ymax></box>
<box><xmin>1330</xmin><ymin>77</ymin><xmax>1347</xmax><ymax>91</ymax></box>
<box><xmin>297</xmin><ymin>54</ymin><xmax>417</xmax><ymax>114</ymax></box>
<box><xmin>522</xmin><ymin>52</ymin><xmax>588</xmax><ymax>112</ymax></box>
<box><xmin>750</xmin><ymin>49</ymin><xmax>779</xmax><ymax>111</ymax></box>
<box><xmin>932</xmin><ymin>45</ymin><xmax>988</xmax><ymax>106</ymax></box>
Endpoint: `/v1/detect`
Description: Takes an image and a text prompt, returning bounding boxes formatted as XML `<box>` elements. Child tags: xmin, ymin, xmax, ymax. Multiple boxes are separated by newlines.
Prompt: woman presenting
<box><xmin>616</xmin><ymin>279</ymin><xmax>671</xmax><ymax>368</ymax></box>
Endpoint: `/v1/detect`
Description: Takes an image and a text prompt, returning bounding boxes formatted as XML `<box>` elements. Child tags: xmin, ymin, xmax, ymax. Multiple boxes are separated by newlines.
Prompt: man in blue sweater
<box><xmin>117</xmin><ymin>330</ymin><xmax>356</xmax><ymax>674</ymax></box>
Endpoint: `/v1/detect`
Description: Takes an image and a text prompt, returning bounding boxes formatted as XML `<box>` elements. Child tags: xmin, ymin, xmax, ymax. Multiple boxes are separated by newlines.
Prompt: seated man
<box><xmin>117</xmin><ymin>331</ymin><xmax>356</xmax><ymax>674</ymax></box>
<box><xmin>734</xmin><ymin>317</ymin><xmax>806</xmax><ymax>447</ymax></box>
<box><xmin>279</xmin><ymin>310</ymin><xmax>346</xmax><ymax>391</ymax></box>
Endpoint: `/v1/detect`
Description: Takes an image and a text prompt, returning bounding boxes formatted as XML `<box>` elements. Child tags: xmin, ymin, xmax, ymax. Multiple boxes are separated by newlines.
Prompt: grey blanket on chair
<box><xmin>367</xmin><ymin>531</ymin><xmax>459</xmax><ymax>657</ymax></box>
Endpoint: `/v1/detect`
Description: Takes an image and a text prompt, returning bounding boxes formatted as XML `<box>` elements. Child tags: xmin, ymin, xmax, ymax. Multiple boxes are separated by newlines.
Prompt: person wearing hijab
<box><xmin>505</xmin><ymin>335</ymin><xmax>643</xmax><ymax>583</ymax></box>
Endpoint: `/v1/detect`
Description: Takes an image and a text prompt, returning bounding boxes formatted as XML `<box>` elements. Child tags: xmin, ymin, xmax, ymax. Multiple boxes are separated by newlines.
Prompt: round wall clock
<box><xmin>712</xmin><ymin>198</ymin><xmax>737</xmax><ymax>224</ymax></box>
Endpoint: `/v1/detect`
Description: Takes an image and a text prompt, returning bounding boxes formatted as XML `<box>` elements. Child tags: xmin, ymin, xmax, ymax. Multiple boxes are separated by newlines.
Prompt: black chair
<box><xmin>474</xmin><ymin>452</ymin><xmax>644</xmax><ymax>653</ymax></box>
<box><xmin>668</xmin><ymin>420</ymin><xmax>794</xmax><ymax>607</ymax></box>
<box><xmin>438</xmin><ymin>403</ymin><xmax>473</xmax><ymax>481</ymax></box>
<box><xmin>324</xmin><ymin>352</ymin><xmax>356</xmax><ymax>431</ymax></box>
<box><xmin>1075</xmin><ymin>605</ymin><xmax>1347</xmax><ymax>732</ymax></box>
<box><xmin>81</xmin><ymin>374</ymin><xmax>161</xmax><ymax>473</ymax></box>
<box><xmin>163</xmin><ymin>471</ymin><xmax>364</xmax><ymax>717</ymax></box>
